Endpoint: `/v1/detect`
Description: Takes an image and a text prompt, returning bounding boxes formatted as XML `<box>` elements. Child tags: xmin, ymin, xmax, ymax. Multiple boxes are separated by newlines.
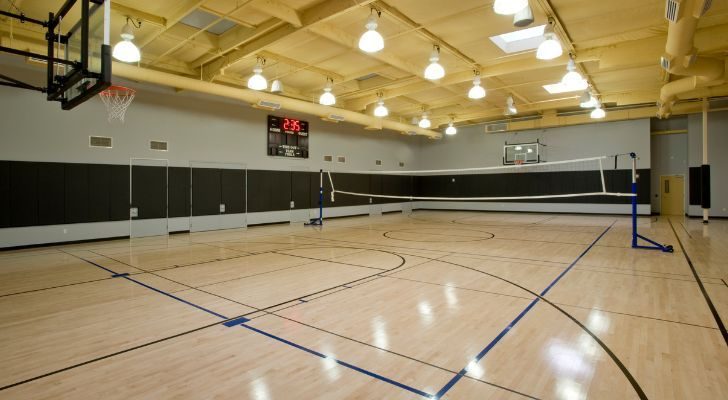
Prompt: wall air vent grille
<box><xmin>375</xmin><ymin>160</ymin><xmax>382</xmax><ymax>166</ymax></box>
<box><xmin>700</xmin><ymin>0</ymin><xmax>713</xmax><ymax>17</ymax></box>
<box><xmin>150</xmin><ymin>140</ymin><xmax>168</xmax><ymax>151</ymax></box>
<box><xmin>324</xmin><ymin>155</ymin><xmax>333</xmax><ymax>162</ymax></box>
<box><xmin>89</xmin><ymin>136</ymin><xmax>112</xmax><ymax>148</ymax></box>
<box><xmin>485</xmin><ymin>122</ymin><xmax>509</xmax><ymax>133</ymax></box>
<box><xmin>337</xmin><ymin>156</ymin><xmax>346</xmax><ymax>163</ymax></box>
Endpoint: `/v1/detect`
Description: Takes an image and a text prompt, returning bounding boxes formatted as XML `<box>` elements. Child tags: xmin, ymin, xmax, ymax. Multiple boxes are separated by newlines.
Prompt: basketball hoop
<box><xmin>99</xmin><ymin>85</ymin><xmax>135</xmax><ymax>122</ymax></box>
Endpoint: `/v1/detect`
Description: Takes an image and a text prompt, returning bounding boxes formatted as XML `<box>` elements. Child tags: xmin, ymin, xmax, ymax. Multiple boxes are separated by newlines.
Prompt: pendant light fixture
<box><xmin>247</xmin><ymin>58</ymin><xmax>267</xmax><ymax>91</ymax></box>
<box><xmin>580</xmin><ymin>89</ymin><xmax>597</xmax><ymax>108</ymax></box>
<box><xmin>494</xmin><ymin>0</ymin><xmax>529</xmax><ymax>16</ymax></box>
<box><xmin>591</xmin><ymin>104</ymin><xmax>606</xmax><ymax>119</ymax></box>
<box><xmin>418</xmin><ymin>109</ymin><xmax>431</xmax><ymax>129</ymax></box>
<box><xmin>358</xmin><ymin>9</ymin><xmax>384</xmax><ymax>53</ymax></box>
<box><xmin>373</xmin><ymin>92</ymin><xmax>389</xmax><ymax>117</ymax></box>
<box><xmin>319</xmin><ymin>78</ymin><xmax>336</xmax><ymax>106</ymax></box>
<box><xmin>536</xmin><ymin>19</ymin><xmax>562</xmax><ymax>60</ymax></box>
<box><xmin>468</xmin><ymin>71</ymin><xmax>487</xmax><ymax>99</ymax></box>
<box><xmin>504</xmin><ymin>95</ymin><xmax>518</xmax><ymax>116</ymax></box>
<box><xmin>445</xmin><ymin>118</ymin><xmax>457</xmax><ymax>135</ymax></box>
<box><xmin>112</xmin><ymin>17</ymin><xmax>141</xmax><ymax>63</ymax></box>
<box><xmin>561</xmin><ymin>56</ymin><xmax>584</xmax><ymax>90</ymax></box>
<box><xmin>424</xmin><ymin>45</ymin><xmax>445</xmax><ymax>80</ymax></box>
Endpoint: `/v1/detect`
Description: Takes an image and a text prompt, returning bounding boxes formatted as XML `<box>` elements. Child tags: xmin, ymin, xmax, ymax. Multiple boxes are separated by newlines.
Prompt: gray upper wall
<box><xmin>0</xmin><ymin>62</ymin><xmax>418</xmax><ymax>172</ymax></box>
<box><xmin>417</xmin><ymin>119</ymin><xmax>651</xmax><ymax>170</ymax></box>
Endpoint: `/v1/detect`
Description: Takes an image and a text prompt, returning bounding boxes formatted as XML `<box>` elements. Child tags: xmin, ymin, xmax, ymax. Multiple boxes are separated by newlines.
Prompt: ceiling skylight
<box><xmin>543</xmin><ymin>80</ymin><xmax>589</xmax><ymax>94</ymax></box>
<box><xmin>489</xmin><ymin>25</ymin><xmax>546</xmax><ymax>54</ymax></box>
<box><xmin>180</xmin><ymin>9</ymin><xmax>237</xmax><ymax>35</ymax></box>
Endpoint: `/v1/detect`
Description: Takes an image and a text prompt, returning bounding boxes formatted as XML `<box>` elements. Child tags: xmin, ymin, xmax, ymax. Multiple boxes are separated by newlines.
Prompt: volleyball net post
<box><xmin>629</xmin><ymin>152</ymin><xmax>673</xmax><ymax>252</ymax></box>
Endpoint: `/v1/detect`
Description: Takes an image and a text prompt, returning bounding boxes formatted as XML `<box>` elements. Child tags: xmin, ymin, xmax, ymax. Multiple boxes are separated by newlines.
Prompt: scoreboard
<box><xmin>267</xmin><ymin>115</ymin><xmax>309</xmax><ymax>158</ymax></box>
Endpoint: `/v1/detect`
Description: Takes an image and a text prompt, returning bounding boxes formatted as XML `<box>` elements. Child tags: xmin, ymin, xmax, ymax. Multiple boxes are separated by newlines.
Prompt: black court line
<box><xmin>0</xmin><ymin>246</ymin><xmax>412</xmax><ymax>392</ymax></box>
<box><xmin>577</xmin><ymin>262</ymin><xmax>694</xmax><ymax>277</ymax></box>
<box><xmin>571</xmin><ymin>267</ymin><xmax>706</xmax><ymax>283</ymax></box>
<box><xmin>679</xmin><ymin>222</ymin><xmax>694</xmax><ymax>239</ymax></box>
<box><xmin>723</xmin><ymin>279</ymin><xmax>728</xmax><ymax>289</ymax></box>
<box><xmin>433</xmin><ymin>222</ymin><xmax>649</xmax><ymax>400</ymax></box>
<box><xmin>272</xmin><ymin>249</ymin><xmax>390</xmax><ymax>271</ymax></box>
<box><xmin>0</xmin><ymin>277</ymin><xmax>116</xmax><ymax>298</ymax></box>
<box><xmin>668</xmin><ymin>220</ymin><xmax>728</xmax><ymax>346</ymax></box>
<box><xmin>386</xmin><ymin>272</ymin><xmax>719</xmax><ymax>331</ymax></box>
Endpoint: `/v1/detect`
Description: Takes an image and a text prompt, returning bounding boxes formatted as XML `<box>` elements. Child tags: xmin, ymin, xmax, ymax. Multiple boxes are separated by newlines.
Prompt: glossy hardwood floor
<box><xmin>0</xmin><ymin>211</ymin><xmax>726</xmax><ymax>399</ymax></box>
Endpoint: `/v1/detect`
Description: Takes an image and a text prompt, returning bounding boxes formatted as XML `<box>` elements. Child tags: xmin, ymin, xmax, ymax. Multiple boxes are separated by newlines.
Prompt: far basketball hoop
<box><xmin>99</xmin><ymin>85</ymin><xmax>136</xmax><ymax>122</ymax></box>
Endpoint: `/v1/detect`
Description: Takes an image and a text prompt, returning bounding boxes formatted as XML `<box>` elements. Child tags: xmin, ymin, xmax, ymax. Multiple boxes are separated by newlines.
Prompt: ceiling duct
<box><xmin>110</xmin><ymin>63</ymin><xmax>441</xmax><ymax>138</ymax></box>
<box><xmin>657</xmin><ymin>0</ymin><xmax>725</xmax><ymax>118</ymax></box>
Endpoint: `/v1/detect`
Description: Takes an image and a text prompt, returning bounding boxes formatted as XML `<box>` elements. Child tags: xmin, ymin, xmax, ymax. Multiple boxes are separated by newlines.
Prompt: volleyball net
<box><xmin>313</xmin><ymin>153</ymin><xmax>672</xmax><ymax>252</ymax></box>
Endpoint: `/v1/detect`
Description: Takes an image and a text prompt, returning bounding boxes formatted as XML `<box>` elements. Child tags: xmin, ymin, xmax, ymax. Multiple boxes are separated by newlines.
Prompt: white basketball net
<box><xmin>99</xmin><ymin>86</ymin><xmax>136</xmax><ymax>122</ymax></box>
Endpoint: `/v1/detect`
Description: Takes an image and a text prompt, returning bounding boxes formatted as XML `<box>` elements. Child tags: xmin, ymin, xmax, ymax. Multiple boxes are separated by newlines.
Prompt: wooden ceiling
<box><xmin>2</xmin><ymin>0</ymin><xmax>728</xmax><ymax>130</ymax></box>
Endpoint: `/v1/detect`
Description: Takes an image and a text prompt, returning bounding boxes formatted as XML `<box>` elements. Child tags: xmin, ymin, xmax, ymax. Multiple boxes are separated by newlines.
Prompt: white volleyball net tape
<box><xmin>326</xmin><ymin>156</ymin><xmax>637</xmax><ymax>202</ymax></box>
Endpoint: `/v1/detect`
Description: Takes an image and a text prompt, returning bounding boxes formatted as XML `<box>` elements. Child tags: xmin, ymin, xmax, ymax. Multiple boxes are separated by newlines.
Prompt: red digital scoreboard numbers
<box><xmin>267</xmin><ymin>115</ymin><xmax>309</xmax><ymax>158</ymax></box>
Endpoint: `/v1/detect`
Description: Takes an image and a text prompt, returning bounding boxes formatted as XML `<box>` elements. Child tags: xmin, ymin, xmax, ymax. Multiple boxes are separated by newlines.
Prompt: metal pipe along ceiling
<box><xmin>658</xmin><ymin>0</ymin><xmax>726</xmax><ymax>118</ymax></box>
<box><xmin>111</xmin><ymin>63</ymin><xmax>442</xmax><ymax>139</ymax></box>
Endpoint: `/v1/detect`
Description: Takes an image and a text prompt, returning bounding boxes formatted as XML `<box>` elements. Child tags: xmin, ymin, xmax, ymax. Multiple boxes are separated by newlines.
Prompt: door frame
<box><xmin>129</xmin><ymin>157</ymin><xmax>169</xmax><ymax>237</ymax></box>
<box><xmin>659</xmin><ymin>174</ymin><xmax>686</xmax><ymax>216</ymax></box>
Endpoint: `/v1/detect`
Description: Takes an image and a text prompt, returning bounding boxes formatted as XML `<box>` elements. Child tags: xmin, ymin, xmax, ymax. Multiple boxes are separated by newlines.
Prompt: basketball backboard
<box><xmin>0</xmin><ymin>0</ymin><xmax>111</xmax><ymax>110</ymax></box>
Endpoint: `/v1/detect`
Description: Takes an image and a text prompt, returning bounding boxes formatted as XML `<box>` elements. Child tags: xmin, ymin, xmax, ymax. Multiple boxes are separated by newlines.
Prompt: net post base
<box><xmin>632</xmin><ymin>233</ymin><xmax>674</xmax><ymax>253</ymax></box>
<box><xmin>305</xmin><ymin>218</ymin><xmax>323</xmax><ymax>226</ymax></box>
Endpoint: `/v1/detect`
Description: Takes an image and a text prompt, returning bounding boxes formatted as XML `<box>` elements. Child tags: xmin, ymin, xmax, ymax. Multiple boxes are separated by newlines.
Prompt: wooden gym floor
<box><xmin>0</xmin><ymin>211</ymin><xmax>726</xmax><ymax>399</ymax></box>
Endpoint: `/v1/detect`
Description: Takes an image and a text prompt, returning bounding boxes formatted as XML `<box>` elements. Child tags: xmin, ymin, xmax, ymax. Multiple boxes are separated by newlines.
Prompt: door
<box><xmin>130</xmin><ymin>158</ymin><xmax>168</xmax><ymax>238</ymax></box>
<box><xmin>290</xmin><ymin>167</ymin><xmax>311</xmax><ymax>224</ymax></box>
<box><xmin>190</xmin><ymin>161</ymin><xmax>246</xmax><ymax>232</ymax></box>
<box><xmin>660</xmin><ymin>175</ymin><xmax>685</xmax><ymax>216</ymax></box>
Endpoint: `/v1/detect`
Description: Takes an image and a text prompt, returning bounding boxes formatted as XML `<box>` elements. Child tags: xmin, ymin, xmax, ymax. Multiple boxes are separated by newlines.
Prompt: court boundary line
<box><xmin>432</xmin><ymin>221</ymin><xmax>647</xmax><ymax>400</ymax></box>
<box><xmin>668</xmin><ymin>220</ymin><xmax>728</xmax><ymax>345</ymax></box>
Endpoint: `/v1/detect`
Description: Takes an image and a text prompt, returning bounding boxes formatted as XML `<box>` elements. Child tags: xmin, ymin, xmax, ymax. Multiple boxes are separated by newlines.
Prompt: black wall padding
<box><xmin>701</xmin><ymin>165</ymin><xmax>711</xmax><ymax>208</ymax></box>
<box><xmin>689</xmin><ymin>167</ymin><xmax>701</xmax><ymax>206</ymax></box>
<box><xmin>382</xmin><ymin>175</ymin><xmax>413</xmax><ymax>204</ymax></box>
<box><xmin>64</xmin><ymin>163</ymin><xmax>89</xmax><ymax>223</ymax></box>
<box><xmin>0</xmin><ymin>161</ymin><xmax>8</xmax><ymax>228</ymax></box>
<box><xmin>88</xmin><ymin>165</ymin><xmax>111</xmax><ymax>222</ymax></box>
<box><xmin>329</xmin><ymin>173</ymin><xmax>370</xmax><ymax>207</ymax></box>
<box><xmin>290</xmin><ymin>171</ymin><xmax>310</xmax><ymax>210</ymax></box>
<box><xmin>132</xmin><ymin>166</ymin><xmax>167</xmax><ymax>219</ymax></box>
<box><xmin>109</xmin><ymin>165</ymin><xmax>129</xmax><ymax>221</ymax></box>
<box><xmin>192</xmin><ymin>168</ymin><xmax>221</xmax><ymax>216</ymax></box>
<box><xmin>369</xmin><ymin>175</ymin><xmax>382</xmax><ymax>205</ymax></box>
<box><xmin>247</xmin><ymin>170</ymin><xmax>291</xmax><ymax>212</ymax></box>
<box><xmin>221</xmin><ymin>169</ymin><xmax>245</xmax><ymax>214</ymax></box>
<box><xmin>38</xmin><ymin>163</ymin><xmax>65</xmax><ymax>225</ymax></box>
<box><xmin>9</xmin><ymin>162</ymin><xmax>38</xmax><ymax>227</ymax></box>
<box><xmin>168</xmin><ymin>167</ymin><xmax>190</xmax><ymax>218</ymax></box>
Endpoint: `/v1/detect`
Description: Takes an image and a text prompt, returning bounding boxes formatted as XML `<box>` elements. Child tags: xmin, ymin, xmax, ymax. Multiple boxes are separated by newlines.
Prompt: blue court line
<box><xmin>77</xmin><ymin>255</ymin><xmax>229</xmax><ymax>320</ymax></box>
<box><xmin>223</xmin><ymin>317</ymin><xmax>250</xmax><ymax>327</ymax></box>
<box><xmin>433</xmin><ymin>223</ymin><xmax>614</xmax><ymax>399</ymax></box>
<box><xmin>239</xmin><ymin>323</ymin><xmax>434</xmax><ymax>399</ymax></box>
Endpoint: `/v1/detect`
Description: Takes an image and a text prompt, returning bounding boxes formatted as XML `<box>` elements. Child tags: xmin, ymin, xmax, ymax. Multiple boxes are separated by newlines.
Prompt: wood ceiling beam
<box><xmin>111</xmin><ymin>3</ymin><xmax>166</xmax><ymax>27</ymax></box>
<box><xmin>199</xmin><ymin>0</ymin><xmax>376</xmax><ymax>82</ymax></box>
<box><xmin>257</xmin><ymin>50</ymin><xmax>344</xmax><ymax>82</ymax></box>
<box><xmin>249</xmin><ymin>0</ymin><xmax>302</xmax><ymax>27</ymax></box>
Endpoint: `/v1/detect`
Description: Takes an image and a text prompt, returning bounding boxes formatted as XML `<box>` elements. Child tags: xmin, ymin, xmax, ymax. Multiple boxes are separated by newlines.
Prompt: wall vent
<box><xmin>324</xmin><ymin>155</ymin><xmax>333</xmax><ymax>162</ymax></box>
<box><xmin>375</xmin><ymin>160</ymin><xmax>382</xmax><ymax>166</ymax></box>
<box><xmin>485</xmin><ymin>122</ymin><xmax>509</xmax><ymax>133</ymax></box>
<box><xmin>665</xmin><ymin>0</ymin><xmax>680</xmax><ymax>22</ymax></box>
<box><xmin>150</xmin><ymin>140</ymin><xmax>168</xmax><ymax>151</ymax></box>
<box><xmin>89</xmin><ymin>136</ymin><xmax>112</xmax><ymax>148</ymax></box>
<box><xmin>699</xmin><ymin>0</ymin><xmax>713</xmax><ymax>17</ymax></box>
<box><xmin>337</xmin><ymin>156</ymin><xmax>346</xmax><ymax>163</ymax></box>
<box><xmin>399</xmin><ymin>162</ymin><xmax>405</xmax><ymax>167</ymax></box>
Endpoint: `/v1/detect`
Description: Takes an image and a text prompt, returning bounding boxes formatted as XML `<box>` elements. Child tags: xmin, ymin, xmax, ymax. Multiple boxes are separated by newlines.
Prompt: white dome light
<box><xmin>536</xmin><ymin>32</ymin><xmax>562</xmax><ymax>60</ymax></box>
<box><xmin>494</xmin><ymin>0</ymin><xmax>529</xmax><ymax>16</ymax></box>
<box><xmin>505</xmin><ymin>96</ymin><xmax>517</xmax><ymax>115</ymax></box>
<box><xmin>418</xmin><ymin>113</ymin><xmax>431</xmax><ymax>129</ymax></box>
<box><xmin>591</xmin><ymin>106</ymin><xmax>606</xmax><ymax>119</ymax></box>
<box><xmin>424</xmin><ymin>46</ymin><xmax>445</xmax><ymax>80</ymax></box>
<box><xmin>247</xmin><ymin>60</ymin><xmax>267</xmax><ymax>91</ymax></box>
<box><xmin>358</xmin><ymin>13</ymin><xmax>384</xmax><ymax>53</ymax></box>
<box><xmin>580</xmin><ymin>90</ymin><xmax>597</xmax><ymax>108</ymax></box>
<box><xmin>445</xmin><ymin>122</ymin><xmax>457</xmax><ymax>135</ymax></box>
<box><xmin>468</xmin><ymin>75</ymin><xmax>487</xmax><ymax>99</ymax></box>
<box><xmin>112</xmin><ymin>21</ymin><xmax>141</xmax><ymax>63</ymax></box>
<box><xmin>561</xmin><ymin>58</ymin><xmax>585</xmax><ymax>90</ymax></box>
<box><xmin>374</xmin><ymin>99</ymin><xmax>389</xmax><ymax>117</ymax></box>
<box><xmin>319</xmin><ymin>79</ymin><xmax>336</xmax><ymax>106</ymax></box>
